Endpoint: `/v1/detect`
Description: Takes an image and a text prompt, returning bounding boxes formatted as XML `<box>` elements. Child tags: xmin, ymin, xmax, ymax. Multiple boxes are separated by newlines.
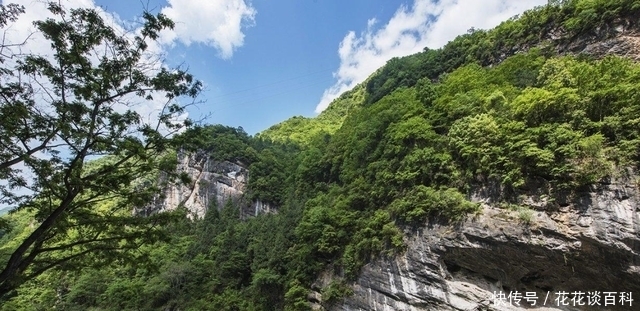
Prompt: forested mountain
<box><xmin>3</xmin><ymin>0</ymin><xmax>640</xmax><ymax>310</ymax></box>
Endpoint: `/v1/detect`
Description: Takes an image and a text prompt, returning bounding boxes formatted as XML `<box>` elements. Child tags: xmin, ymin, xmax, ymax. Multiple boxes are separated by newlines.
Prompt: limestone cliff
<box><xmin>313</xmin><ymin>170</ymin><xmax>640</xmax><ymax>311</ymax></box>
<box><xmin>150</xmin><ymin>151</ymin><xmax>275</xmax><ymax>219</ymax></box>
<box><xmin>532</xmin><ymin>18</ymin><xmax>640</xmax><ymax>62</ymax></box>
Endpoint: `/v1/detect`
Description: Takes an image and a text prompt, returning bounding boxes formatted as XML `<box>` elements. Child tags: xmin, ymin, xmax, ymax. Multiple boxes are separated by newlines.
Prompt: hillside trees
<box><xmin>364</xmin><ymin>0</ymin><xmax>640</xmax><ymax>107</ymax></box>
<box><xmin>0</xmin><ymin>2</ymin><xmax>201</xmax><ymax>297</ymax></box>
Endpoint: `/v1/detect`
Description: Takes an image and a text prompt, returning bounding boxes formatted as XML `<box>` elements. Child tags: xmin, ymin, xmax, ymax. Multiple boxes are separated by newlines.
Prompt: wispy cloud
<box><xmin>315</xmin><ymin>0</ymin><xmax>547</xmax><ymax>113</ymax></box>
<box><xmin>159</xmin><ymin>0</ymin><xmax>256</xmax><ymax>59</ymax></box>
<box><xmin>2</xmin><ymin>0</ymin><xmax>256</xmax><ymax>61</ymax></box>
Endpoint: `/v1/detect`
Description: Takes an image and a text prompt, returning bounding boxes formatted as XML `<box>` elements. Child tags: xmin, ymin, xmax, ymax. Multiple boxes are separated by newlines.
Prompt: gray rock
<box><xmin>319</xmin><ymin>172</ymin><xmax>640</xmax><ymax>311</ymax></box>
<box><xmin>146</xmin><ymin>151</ymin><xmax>275</xmax><ymax>219</ymax></box>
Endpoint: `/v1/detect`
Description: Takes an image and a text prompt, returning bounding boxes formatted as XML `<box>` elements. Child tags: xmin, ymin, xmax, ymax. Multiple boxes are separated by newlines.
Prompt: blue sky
<box><xmin>7</xmin><ymin>0</ymin><xmax>547</xmax><ymax>135</ymax></box>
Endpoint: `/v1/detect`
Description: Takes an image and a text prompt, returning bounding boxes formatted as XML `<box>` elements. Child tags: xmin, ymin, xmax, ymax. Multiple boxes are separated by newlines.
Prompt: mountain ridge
<box><xmin>262</xmin><ymin>0</ymin><xmax>640</xmax><ymax>147</ymax></box>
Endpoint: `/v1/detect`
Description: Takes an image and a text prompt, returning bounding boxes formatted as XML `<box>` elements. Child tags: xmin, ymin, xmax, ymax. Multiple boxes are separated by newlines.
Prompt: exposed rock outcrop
<box><xmin>495</xmin><ymin>17</ymin><xmax>640</xmax><ymax>64</ymax></box>
<box><xmin>557</xmin><ymin>24</ymin><xmax>640</xmax><ymax>61</ymax></box>
<box><xmin>148</xmin><ymin>151</ymin><xmax>275</xmax><ymax>219</ymax></box>
<box><xmin>317</xmin><ymin>171</ymin><xmax>640</xmax><ymax>311</ymax></box>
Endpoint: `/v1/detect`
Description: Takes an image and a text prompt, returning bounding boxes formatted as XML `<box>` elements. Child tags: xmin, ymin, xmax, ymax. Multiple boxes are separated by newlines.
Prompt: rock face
<box><xmin>494</xmin><ymin>18</ymin><xmax>640</xmax><ymax>65</ymax></box>
<box><xmin>310</xmin><ymin>19</ymin><xmax>640</xmax><ymax>311</ymax></box>
<box><xmin>150</xmin><ymin>151</ymin><xmax>275</xmax><ymax>219</ymax></box>
<box><xmin>319</xmin><ymin>171</ymin><xmax>640</xmax><ymax>311</ymax></box>
<box><xmin>557</xmin><ymin>28</ymin><xmax>640</xmax><ymax>62</ymax></box>
<box><xmin>557</xmin><ymin>15</ymin><xmax>640</xmax><ymax>59</ymax></box>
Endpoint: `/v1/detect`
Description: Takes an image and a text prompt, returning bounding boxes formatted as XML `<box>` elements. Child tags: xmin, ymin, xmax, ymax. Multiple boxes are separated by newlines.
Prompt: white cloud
<box><xmin>2</xmin><ymin>0</ymin><xmax>256</xmax><ymax>62</ymax></box>
<box><xmin>315</xmin><ymin>0</ymin><xmax>547</xmax><ymax>113</ymax></box>
<box><xmin>0</xmin><ymin>0</ymin><xmax>254</xmax><ymax>128</ymax></box>
<box><xmin>160</xmin><ymin>0</ymin><xmax>256</xmax><ymax>59</ymax></box>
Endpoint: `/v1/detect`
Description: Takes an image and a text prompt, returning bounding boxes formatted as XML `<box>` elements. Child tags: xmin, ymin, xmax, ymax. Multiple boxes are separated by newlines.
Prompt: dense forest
<box><xmin>2</xmin><ymin>0</ymin><xmax>640</xmax><ymax>310</ymax></box>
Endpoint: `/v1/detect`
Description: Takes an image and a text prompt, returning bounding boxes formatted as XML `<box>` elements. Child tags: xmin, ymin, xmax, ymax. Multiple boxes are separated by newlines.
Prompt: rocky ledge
<box><xmin>316</xmin><ymin>171</ymin><xmax>640</xmax><ymax>311</ymax></box>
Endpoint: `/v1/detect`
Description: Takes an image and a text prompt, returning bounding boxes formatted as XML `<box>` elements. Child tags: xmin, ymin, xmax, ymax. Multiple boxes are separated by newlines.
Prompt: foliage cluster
<box><xmin>365</xmin><ymin>0</ymin><xmax>640</xmax><ymax>106</ymax></box>
<box><xmin>258</xmin><ymin>83</ymin><xmax>366</xmax><ymax>146</ymax></box>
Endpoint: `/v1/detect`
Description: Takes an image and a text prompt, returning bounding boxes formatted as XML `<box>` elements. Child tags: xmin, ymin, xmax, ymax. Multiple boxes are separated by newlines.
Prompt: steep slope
<box><xmin>258</xmin><ymin>83</ymin><xmax>366</xmax><ymax>146</ymax></box>
<box><xmin>300</xmin><ymin>46</ymin><xmax>640</xmax><ymax>310</ymax></box>
<box><xmin>147</xmin><ymin>150</ymin><xmax>275</xmax><ymax>219</ymax></box>
<box><xmin>294</xmin><ymin>2</ymin><xmax>640</xmax><ymax>309</ymax></box>
<box><xmin>320</xmin><ymin>173</ymin><xmax>640</xmax><ymax>311</ymax></box>
<box><xmin>151</xmin><ymin>124</ymin><xmax>293</xmax><ymax>218</ymax></box>
<box><xmin>364</xmin><ymin>0</ymin><xmax>640</xmax><ymax>106</ymax></box>
<box><xmin>262</xmin><ymin>0</ymin><xmax>640</xmax><ymax>146</ymax></box>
